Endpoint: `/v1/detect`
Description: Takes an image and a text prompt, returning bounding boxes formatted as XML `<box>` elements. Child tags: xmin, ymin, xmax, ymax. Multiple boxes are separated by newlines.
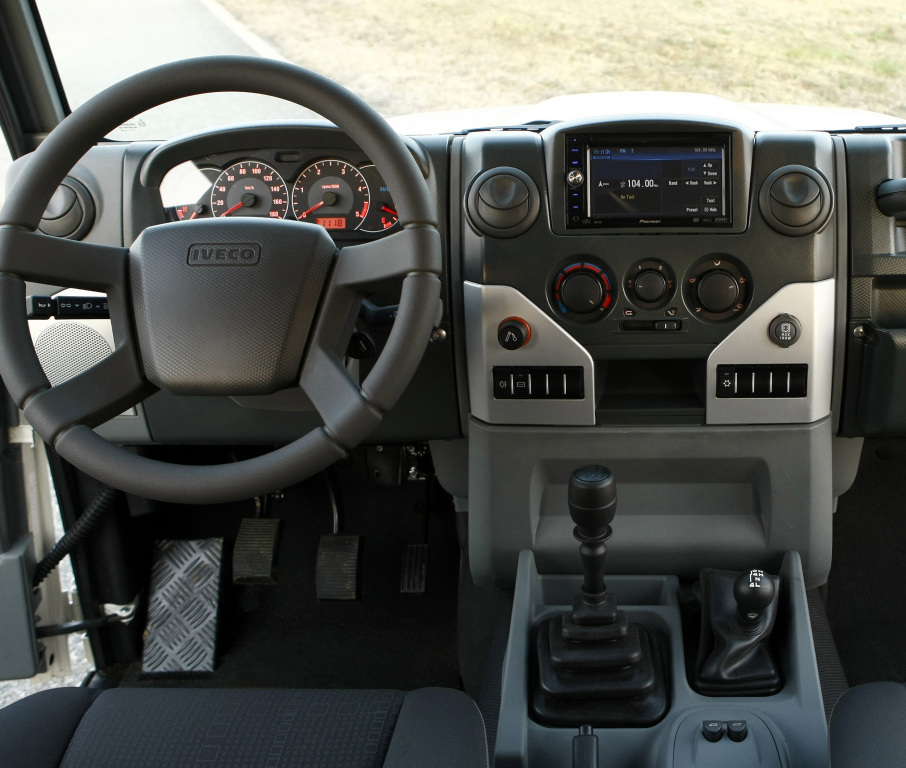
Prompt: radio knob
<box><xmin>633</xmin><ymin>270</ymin><xmax>668</xmax><ymax>303</ymax></box>
<box><xmin>697</xmin><ymin>270</ymin><xmax>740</xmax><ymax>313</ymax></box>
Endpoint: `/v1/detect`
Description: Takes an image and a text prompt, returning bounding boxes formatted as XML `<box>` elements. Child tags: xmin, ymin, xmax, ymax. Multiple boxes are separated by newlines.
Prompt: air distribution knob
<box><xmin>697</xmin><ymin>270</ymin><xmax>740</xmax><ymax>313</ymax></box>
<box><xmin>734</xmin><ymin>569</ymin><xmax>776</xmax><ymax>628</ymax></box>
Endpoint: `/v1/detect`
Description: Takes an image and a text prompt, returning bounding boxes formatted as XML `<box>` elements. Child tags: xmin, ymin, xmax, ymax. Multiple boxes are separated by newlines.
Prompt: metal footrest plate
<box><xmin>142</xmin><ymin>538</ymin><xmax>223</xmax><ymax>675</ymax></box>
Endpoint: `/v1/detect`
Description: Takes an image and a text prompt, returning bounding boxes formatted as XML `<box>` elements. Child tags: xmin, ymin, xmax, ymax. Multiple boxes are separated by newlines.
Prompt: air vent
<box><xmin>38</xmin><ymin>177</ymin><xmax>95</xmax><ymax>240</ymax></box>
<box><xmin>466</xmin><ymin>167</ymin><xmax>539</xmax><ymax>238</ymax></box>
<box><xmin>758</xmin><ymin>165</ymin><xmax>831</xmax><ymax>236</ymax></box>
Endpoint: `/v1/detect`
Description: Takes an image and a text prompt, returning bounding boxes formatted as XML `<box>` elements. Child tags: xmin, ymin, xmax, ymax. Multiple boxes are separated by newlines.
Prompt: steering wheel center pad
<box><xmin>131</xmin><ymin>218</ymin><xmax>337</xmax><ymax>395</ymax></box>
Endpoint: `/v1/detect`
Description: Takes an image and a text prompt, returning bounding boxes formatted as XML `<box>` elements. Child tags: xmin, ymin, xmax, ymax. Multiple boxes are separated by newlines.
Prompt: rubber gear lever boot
<box><xmin>693</xmin><ymin>568</ymin><xmax>782</xmax><ymax>696</ymax></box>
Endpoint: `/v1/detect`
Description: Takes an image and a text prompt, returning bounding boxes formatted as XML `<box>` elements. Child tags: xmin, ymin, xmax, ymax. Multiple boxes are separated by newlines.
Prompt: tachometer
<box><xmin>292</xmin><ymin>160</ymin><xmax>369</xmax><ymax>230</ymax></box>
<box><xmin>210</xmin><ymin>161</ymin><xmax>288</xmax><ymax>218</ymax></box>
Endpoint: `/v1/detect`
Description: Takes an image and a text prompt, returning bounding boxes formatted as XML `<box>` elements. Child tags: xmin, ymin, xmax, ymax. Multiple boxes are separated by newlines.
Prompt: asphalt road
<box><xmin>0</xmin><ymin>0</ymin><xmax>287</xmax><ymax>709</ymax></box>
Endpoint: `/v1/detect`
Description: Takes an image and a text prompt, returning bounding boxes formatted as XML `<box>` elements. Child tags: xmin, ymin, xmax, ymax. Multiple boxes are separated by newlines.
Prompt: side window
<box><xmin>0</xmin><ymin>140</ymin><xmax>12</xmax><ymax>208</ymax></box>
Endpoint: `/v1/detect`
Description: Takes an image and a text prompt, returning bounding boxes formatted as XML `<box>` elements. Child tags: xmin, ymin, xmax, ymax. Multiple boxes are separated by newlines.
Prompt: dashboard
<box><xmin>9</xmin><ymin>106</ymin><xmax>906</xmax><ymax>587</ymax></box>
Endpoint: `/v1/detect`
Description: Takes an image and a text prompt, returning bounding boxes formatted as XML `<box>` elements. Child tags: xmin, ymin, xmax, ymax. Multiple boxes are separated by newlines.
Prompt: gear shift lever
<box><xmin>568</xmin><ymin>466</ymin><xmax>616</xmax><ymax>608</ymax></box>
<box><xmin>734</xmin><ymin>569</ymin><xmax>776</xmax><ymax>630</ymax></box>
<box><xmin>532</xmin><ymin>466</ymin><xmax>668</xmax><ymax>727</ymax></box>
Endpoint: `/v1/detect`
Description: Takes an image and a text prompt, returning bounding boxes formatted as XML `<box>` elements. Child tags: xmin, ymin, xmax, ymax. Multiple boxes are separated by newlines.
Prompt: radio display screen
<box><xmin>582</xmin><ymin>134</ymin><xmax>731</xmax><ymax>227</ymax></box>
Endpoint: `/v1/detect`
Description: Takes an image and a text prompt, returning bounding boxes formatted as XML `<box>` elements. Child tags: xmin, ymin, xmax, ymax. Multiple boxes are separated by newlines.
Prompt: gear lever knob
<box><xmin>568</xmin><ymin>465</ymin><xmax>617</xmax><ymax>536</ymax></box>
<box><xmin>568</xmin><ymin>466</ymin><xmax>617</xmax><ymax>604</ymax></box>
<box><xmin>733</xmin><ymin>569</ymin><xmax>776</xmax><ymax>628</ymax></box>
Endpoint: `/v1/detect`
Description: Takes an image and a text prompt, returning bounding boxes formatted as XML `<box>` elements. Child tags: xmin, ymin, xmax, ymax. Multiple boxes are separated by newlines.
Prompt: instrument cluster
<box><xmin>159</xmin><ymin>150</ymin><xmax>399</xmax><ymax>235</ymax></box>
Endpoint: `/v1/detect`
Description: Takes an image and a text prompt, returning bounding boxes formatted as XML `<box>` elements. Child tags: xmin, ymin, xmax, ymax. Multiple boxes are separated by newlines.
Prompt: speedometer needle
<box><xmin>221</xmin><ymin>192</ymin><xmax>257</xmax><ymax>217</ymax></box>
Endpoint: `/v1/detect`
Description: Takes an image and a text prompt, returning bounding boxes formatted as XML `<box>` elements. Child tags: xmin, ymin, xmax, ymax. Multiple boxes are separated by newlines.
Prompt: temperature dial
<box><xmin>553</xmin><ymin>262</ymin><xmax>614</xmax><ymax>320</ymax></box>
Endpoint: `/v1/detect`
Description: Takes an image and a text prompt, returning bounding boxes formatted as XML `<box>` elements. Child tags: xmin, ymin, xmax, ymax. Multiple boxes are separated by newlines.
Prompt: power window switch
<box><xmin>727</xmin><ymin>720</ymin><xmax>748</xmax><ymax>742</ymax></box>
<box><xmin>702</xmin><ymin>721</ymin><xmax>724</xmax><ymax>742</ymax></box>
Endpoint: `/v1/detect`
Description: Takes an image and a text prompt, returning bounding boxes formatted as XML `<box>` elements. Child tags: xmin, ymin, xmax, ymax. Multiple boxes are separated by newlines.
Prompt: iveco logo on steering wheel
<box><xmin>187</xmin><ymin>243</ymin><xmax>261</xmax><ymax>265</ymax></box>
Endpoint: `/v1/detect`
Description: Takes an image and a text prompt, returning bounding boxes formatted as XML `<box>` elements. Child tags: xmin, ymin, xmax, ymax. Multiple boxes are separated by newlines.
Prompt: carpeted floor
<box><xmin>827</xmin><ymin>438</ymin><xmax>906</xmax><ymax>686</ymax></box>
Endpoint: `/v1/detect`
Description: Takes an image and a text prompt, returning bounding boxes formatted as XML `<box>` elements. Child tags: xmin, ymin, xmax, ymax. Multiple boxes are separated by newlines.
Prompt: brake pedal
<box><xmin>316</xmin><ymin>534</ymin><xmax>361</xmax><ymax>601</ymax></box>
<box><xmin>400</xmin><ymin>544</ymin><xmax>428</xmax><ymax>594</ymax></box>
<box><xmin>232</xmin><ymin>518</ymin><xmax>281</xmax><ymax>585</ymax></box>
<box><xmin>142</xmin><ymin>538</ymin><xmax>223</xmax><ymax>675</ymax></box>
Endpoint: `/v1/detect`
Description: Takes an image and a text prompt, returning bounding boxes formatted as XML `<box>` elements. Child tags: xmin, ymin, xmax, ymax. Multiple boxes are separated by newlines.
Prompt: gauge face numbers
<box><xmin>292</xmin><ymin>160</ymin><xmax>369</xmax><ymax>230</ymax></box>
<box><xmin>210</xmin><ymin>161</ymin><xmax>288</xmax><ymax>218</ymax></box>
<box><xmin>359</xmin><ymin>164</ymin><xmax>400</xmax><ymax>233</ymax></box>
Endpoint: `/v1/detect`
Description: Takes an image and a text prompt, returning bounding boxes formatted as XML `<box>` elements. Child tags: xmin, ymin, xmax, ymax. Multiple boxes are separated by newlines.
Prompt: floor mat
<box><xmin>827</xmin><ymin>438</ymin><xmax>906</xmax><ymax>686</ymax></box>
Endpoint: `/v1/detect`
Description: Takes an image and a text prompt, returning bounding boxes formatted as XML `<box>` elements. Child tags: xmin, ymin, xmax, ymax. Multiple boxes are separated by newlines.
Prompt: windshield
<box><xmin>36</xmin><ymin>0</ymin><xmax>905</xmax><ymax>139</ymax></box>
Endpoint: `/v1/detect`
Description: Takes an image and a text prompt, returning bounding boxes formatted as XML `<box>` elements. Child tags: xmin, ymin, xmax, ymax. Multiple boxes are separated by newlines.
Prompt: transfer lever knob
<box><xmin>734</xmin><ymin>569</ymin><xmax>776</xmax><ymax>627</ymax></box>
<box><xmin>568</xmin><ymin>465</ymin><xmax>617</xmax><ymax>536</ymax></box>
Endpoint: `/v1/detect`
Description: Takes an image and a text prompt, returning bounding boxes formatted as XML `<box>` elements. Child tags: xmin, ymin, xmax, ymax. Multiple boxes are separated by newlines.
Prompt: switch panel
<box><xmin>716</xmin><ymin>364</ymin><xmax>807</xmax><ymax>398</ymax></box>
<box><xmin>492</xmin><ymin>366</ymin><xmax>584</xmax><ymax>399</ymax></box>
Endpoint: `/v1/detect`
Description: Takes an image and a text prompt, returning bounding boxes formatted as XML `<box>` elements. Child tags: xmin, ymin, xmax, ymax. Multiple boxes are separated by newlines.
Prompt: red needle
<box><xmin>221</xmin><ymin>201</ymin><xmax>245</xmax><ymax>217</ymax></box>
<box><xmin>382</xmin><ymin>206</ymin><xmax>397</xmax><ymax>216</ymax></box>
<box><xmin>300</xmin><ymin>201</ymin><xmax>325</xmax><ymax>217</ymax></box>
<box><xmin>189</xmin><ymin>210</ymin><xmax>200</xmax><ymax>220</ymax></box>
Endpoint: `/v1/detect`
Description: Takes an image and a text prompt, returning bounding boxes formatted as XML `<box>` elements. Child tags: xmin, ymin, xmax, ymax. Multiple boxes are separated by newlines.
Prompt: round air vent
<box><xmin>466</xmin><ymin>167</ymin><xmax>539</xmax><ymax>238</ymax></box>
<box><xmin>758</xmin><ymin>165</ymin><xmax>831</xmax><ymax>236</ymax></box>
<box><xmin>38</xmin><ymin>177</ymin><xmax>96</xmax><ymax>240</ymax></box>
<box><xmin>35</xmin><ymin>322</ymin><xmax>112</xmax><ymax>386</ymax></box>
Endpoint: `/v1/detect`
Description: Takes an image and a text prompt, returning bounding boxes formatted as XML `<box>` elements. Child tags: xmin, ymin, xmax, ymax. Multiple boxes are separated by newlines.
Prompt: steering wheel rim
<box><xmin>0</xmin><ymin>56</ymin><xmax>442</xmax><ymax>504</ymax></box>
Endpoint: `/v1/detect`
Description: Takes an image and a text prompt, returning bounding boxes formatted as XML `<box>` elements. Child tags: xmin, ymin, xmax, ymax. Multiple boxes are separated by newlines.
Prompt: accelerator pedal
<box><xmin>232</xmin><ymin>518</ymin><xmax>282</xmax><ymax>585</ymax></box>
<box><xmin>400</xmin><ymin>544</ymin><xmax>428</xmax><ymax>594</ymax></box>
<box><xmin>142</xmin><ymin>538</ymin><xmax>223</xmax><ymax>675</ymax></box>
<box><xmin>316</xmin><ymin>534</ymin><xmax>361</xmax><ymax>601</ymax></box>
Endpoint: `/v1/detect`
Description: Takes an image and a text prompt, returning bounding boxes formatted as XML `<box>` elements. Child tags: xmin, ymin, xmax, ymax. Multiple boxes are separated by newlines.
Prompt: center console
<box><xmin>445</xmin><ymin>113</ymin><xmax>843</xmax><ymax>767</ymax></box>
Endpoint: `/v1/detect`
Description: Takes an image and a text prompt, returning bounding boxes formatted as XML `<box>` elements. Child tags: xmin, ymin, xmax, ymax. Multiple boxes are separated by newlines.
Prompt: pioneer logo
<box><xmin>187</xmin><ymin>243</ymin><xmax>260</xmax><ymax>265</ymax></box>
<box><xmin>638</xmin><ymin>219</ymin><xmax>662</xmax><ymax>224</ymax></box>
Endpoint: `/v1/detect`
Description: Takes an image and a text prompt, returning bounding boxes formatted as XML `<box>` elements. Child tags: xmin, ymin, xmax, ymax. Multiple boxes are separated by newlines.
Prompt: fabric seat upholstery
<box><xmin>0</xmin><ymin>687</ymin><xmax>487</xmax><ymax>768</ymax></box>
<box><xmin>829</xmin><ymin>682</ymin><xmax>906</xmax><ymax>768</ymax></box>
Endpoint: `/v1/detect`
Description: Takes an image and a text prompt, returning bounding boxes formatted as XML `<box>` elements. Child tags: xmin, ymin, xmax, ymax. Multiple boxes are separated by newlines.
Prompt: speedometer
<box><xmin>292</xmin><ymin>160</ymin><xmax>370</xmax><ymax>231</ymax></box>
<box><xmin>210</xmin><ymin>161</ymin><xmax>288</xmax><ymax>218</ymax></box>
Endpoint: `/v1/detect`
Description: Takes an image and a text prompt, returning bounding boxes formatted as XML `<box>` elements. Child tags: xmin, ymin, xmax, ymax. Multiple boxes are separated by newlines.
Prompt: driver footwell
<box><xmin>102</xmin><ymin>447</ymin><xmax>461</xmax><ymax>690</ymax></box>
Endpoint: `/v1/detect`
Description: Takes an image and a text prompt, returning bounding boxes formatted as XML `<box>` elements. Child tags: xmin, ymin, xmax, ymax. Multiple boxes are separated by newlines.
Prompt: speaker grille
<box><xmin>34</xmin><ymin>322</ymin><xmax>112</xmax><ymax>386</ymax></box>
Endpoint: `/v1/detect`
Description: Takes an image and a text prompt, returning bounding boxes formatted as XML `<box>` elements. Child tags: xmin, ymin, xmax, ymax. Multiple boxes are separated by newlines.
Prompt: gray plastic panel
<box><xmin>467</xmin><ymin>417</ymin><xmax>833</xmax><ymax>589</ymax></box>
<box><xmin>494</xmin><ymin>550</ymin><xmax>827</xmax><ymax>768</ymax></box>
<box><xmin>464</xmin><ymin>282</ymin><xmax>595</xmax><ymax>425</ymax></box>
<box><xmin>0</xmin><ymin>535</ymin><xmax>40</xmax><ymax>680</ymax></box>
<box><xmin>706</xmin><ymin>280</ymin><xmax>835</xmax><ymax>425</ymax></box>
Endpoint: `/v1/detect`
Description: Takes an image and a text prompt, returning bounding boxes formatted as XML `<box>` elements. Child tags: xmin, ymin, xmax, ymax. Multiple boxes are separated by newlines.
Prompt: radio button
<box><xmin>566</xmin><ymin>170</ymin><xmax>585</xmax><ymax>188</ymax></box>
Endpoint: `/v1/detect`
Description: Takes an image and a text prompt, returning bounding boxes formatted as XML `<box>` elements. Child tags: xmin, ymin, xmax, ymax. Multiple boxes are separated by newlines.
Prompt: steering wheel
<box><xmin>0</xmin><ymin>57</ymin><xmax>442</xmax><ymax>504</ymax></box>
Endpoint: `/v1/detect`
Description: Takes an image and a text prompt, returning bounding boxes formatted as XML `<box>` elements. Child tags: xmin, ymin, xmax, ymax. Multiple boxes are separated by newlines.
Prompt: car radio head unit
<box><xmin>565</xmin><ymin>132</ymin><xmax>732</xmax><ymax>229</ymax></box>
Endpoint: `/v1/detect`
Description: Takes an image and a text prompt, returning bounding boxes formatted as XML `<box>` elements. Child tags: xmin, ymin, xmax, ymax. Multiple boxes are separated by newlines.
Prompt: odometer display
<box><xmin>292</xmin><ymin>160</ymin><xmax>370</xmax><ymax>231</ymax></box>
<box><xmin>210</xmin><ymin>161</ymin><xmax>288</xmax><ymax>218</ymax></box>
<box><xmin>316</xmin><ymin>217</ymin><xmax>347</xmax><ymax>229</ymax></box>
